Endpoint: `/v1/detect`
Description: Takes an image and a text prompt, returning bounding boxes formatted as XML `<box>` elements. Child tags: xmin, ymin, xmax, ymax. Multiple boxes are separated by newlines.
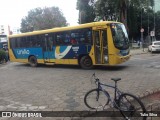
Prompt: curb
<box><xmin>131</xmin><ymin>52</ymin><xmax>148</xmax><ymax>55</ymax></box>
<box><xmin>138</xmin><ymin>88</ymin><xmax>160</xmax><ymax>111</ymax></box>
<box><xmin>79</xmin><ymin>88</ymin><xmax>160</xmax><ymax>120</ymax></box>
<box><xmin>130</xmin><ymin>48</ymin><xmax>149</xmax><ymax>55</ymax></box>
<box><xmin>0</xmin><ymin>63</ymin><xmax>7</xmax><ymax>66</ymax></box>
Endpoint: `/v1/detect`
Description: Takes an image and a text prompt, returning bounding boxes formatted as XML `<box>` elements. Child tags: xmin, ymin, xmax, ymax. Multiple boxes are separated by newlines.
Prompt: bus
<box><xmin>8</xmin><ymin>21</ymin><xmax>130</xmax><ymax>69</ymax></box>
<box><xmin>0</xmin><ymin>35</ymin><xmax>8</xmax><ymax>49</ymax></box>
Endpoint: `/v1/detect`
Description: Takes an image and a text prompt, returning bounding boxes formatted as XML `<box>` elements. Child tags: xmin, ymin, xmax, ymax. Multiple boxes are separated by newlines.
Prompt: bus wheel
<box><xmin>29</xmin><ymin>56</ymin><xmax>38</xmax><ymax>67</ymax></box>
<box><xmin>80</xmin><ymin>56</ymin><xmax>93</xmax><ymax>69</ymax></box>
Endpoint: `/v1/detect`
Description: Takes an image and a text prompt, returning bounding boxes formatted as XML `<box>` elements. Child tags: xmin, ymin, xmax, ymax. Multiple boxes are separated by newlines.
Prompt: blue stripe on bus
<box><xmin>13</xmin><ymin>48</ymin><xmax>43</xmax><ymax>59</ymax></box>
<box><xmin>12</xmin><ymin>45</ymin><xmax>92</xmax><ymax>59</ymax></box>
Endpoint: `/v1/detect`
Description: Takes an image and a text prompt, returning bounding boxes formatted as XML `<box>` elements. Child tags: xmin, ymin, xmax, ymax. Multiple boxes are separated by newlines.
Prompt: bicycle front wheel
<box><xmin>118</xmin><ymin>93</ymin><xmax>147</xmax><ymax>120</ymax></box>
<box><xmin>84</xmin><ymin>89</ymin><xmax>109</xmax><ymax>109</ymax></box>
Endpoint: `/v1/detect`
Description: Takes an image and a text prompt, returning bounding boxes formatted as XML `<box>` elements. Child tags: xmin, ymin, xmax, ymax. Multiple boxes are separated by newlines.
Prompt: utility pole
<box><xmin>147</xmin><ymin>0</ymin><xmax>150</xmax><ymax>37</ymax></box>
<box><xmin>153</xmin><ymin>3</ymin><xmax>156</xmax><ymax>41</ymax></box>
<box><xmin>141</xmin><ymin>8</ymin><xmax>144</xmax><ymax>52</ymax></box>
<box><xmin>79</xmin><ymin>11</ymin><xmax>82</xmax><ymax>24</ymax></box>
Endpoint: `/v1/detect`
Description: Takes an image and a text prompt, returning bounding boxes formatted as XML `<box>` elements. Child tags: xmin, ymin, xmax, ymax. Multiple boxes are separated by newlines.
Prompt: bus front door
<box><xmin>43</xmin><ymin>34</ymin><xmax>54</xmax><ymax>63</ymax></box>
<box><xmin>94</xmin><ymin>30</ymin><xmax>108</xmax><ymax>64</ymax></box>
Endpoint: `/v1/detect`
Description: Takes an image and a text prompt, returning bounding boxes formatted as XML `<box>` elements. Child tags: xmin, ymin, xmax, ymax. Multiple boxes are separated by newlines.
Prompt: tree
<box><xmin>77</xmin><ymin>0</ymin><xmax>156</xmax><ymax>39</ymax></box>
<box><xmin>94</xmin><ymin>0</ymin><xmax>155</xmax><ymax>39</ymax></box>
<box><xmin>77</xmin><ymin>0</ymin><xmax>96</xmax><ymax>24</ymax></box>
<box><xmin>94</xmin><ymin>0</ymin><xmax>118</xmax><ymax>21</ymax></box>
<box><xmin>155</xmin><ymin>11</ymin><xmax>160</xmax><ymax>40</ymax></box>
<box><xmin>20</xmin><ymin>7</ymin><xmax>68</xmax><ymax>33</ymax></box>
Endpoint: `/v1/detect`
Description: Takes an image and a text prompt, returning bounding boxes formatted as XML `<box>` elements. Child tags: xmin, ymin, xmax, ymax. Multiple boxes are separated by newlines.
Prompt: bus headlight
<box><xmin>118</xmin><ymin>49</ymin><xmax>130</xmax><ymax>56</ymax></box>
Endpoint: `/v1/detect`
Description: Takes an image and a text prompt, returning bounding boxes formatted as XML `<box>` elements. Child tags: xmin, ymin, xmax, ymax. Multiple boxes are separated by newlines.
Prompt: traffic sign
<box><xmin>150</xmin><ymin>31</ymin><xmax>155</xmax><ymax>36</ymax></box>
<box><xmin>140</xmin><ymin>28</ymin><xmax>144</xmax><ymax>32</ymax></box>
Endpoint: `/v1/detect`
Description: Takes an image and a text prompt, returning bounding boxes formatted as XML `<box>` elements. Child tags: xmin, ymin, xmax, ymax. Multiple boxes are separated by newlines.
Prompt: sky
<box><xmin>155</xmin><ymin>0</ymin><xmax>160</xmax><ymax>12</ymax></box>
<box><xmin>0</xmin><ymin>0</ymin><xmax>79</xmax><ymax>28</ymax></box>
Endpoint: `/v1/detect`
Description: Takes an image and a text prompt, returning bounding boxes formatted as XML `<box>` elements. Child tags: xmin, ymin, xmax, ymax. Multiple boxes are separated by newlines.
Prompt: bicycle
<box><xmin>84</xmin><ymin>73</ymin><xmax>147</xmax><ymax>120</ymax></box>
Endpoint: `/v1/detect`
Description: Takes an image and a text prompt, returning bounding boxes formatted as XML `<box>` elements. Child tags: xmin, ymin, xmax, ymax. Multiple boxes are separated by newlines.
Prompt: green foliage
<box><xmin>77</xmin><ymin>0</ymin><xmax>156</xmax><ymax>40</ymax></box>
<box><xmin>20</xmin><ymin>7</ymin><xmax>68</xmax><ymax>33</ymax></box>
<box><xmin>76</xmin><ymin>0</ymin><xmax>96</xmax><ymax>23</ymax></box>
<box><xmin>0</xmin><ymin>49</ymin><xmax>6</xmax><ymax>62</ymax></box>
<box><xmin>155</xmin><ymin>11</ymin><xmax>160</xmax><ymax>39</ymax></box>
<box><xmin>94</xmin><ymin>0</ymin><xmax>118</xmax><ymax>21</ymax></box>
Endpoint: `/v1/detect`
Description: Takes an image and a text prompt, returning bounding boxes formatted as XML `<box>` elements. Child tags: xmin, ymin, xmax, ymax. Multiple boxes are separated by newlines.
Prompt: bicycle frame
<box><xmin>87</xmin><ymin>74</ymin><xmax>147</xmax><ymax>120</ymax></box>
<box><xmin>96</xmin><ymin>79</ymin><xmax>122</xmax><ymax>108</ymax></box>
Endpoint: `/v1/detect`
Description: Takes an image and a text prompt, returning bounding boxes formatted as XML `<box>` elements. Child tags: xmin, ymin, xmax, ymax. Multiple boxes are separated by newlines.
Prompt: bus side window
<box><xmin>26</xmin><ymin>36</ymin><xmax>31</xmax><ymax>47</ymax></box>
<box><xmin>39</xmin><ymin>35</ymin><xmax>45</xmax><ymax>47</ymax></box>
<box><xmin>64</xmin><ymin>32</ymin><xmax>70</xmax><ymax>44</ymax></box>
<box><xmin>23</xmin><ymin>37</ymin><xmax>28</xmax><ymax>47</ymax></box>
<box><xmin>10</xmin><ymin>38</ymin><xmax>16</xmax><ymax>48</ymax></box>
<box><xmin>85</xmin><ymin>29</ymin><xmax>92</xmax><ymax>44</ymax></box>
<box><xmin>35</xmin><ymin>35</ymin><xmax>42</xmax><ymax>47</ymax></box>
<box><xmin>51</xmin><ymin>34</ymin><xmax>56</xmax><ymax>46</ymax></box>
<box><xmin>78</xmin><ymin>30</ymin><xmax>85</xmax><ymax>44</ymax></box>
<box><xmin>95</xmin><ymin>31</ymin><xmax>100</xmax><ymax>46</ymax></box>
<box><xmin>55</xmin><ymin>34</ymin><xmax>59</xmax><ymax>45</ymax></box>
<box><xmin>70</xmin><ymin>31</ymin><xmax>78</xmax><ymax>45</ymax></box>
<box><xmin>56</xmin><ymin>33</ymin><xmax>64</xmax><ymax>45</ymax></box>
<box><xmin>31</xmin><ymin>36</ymin><xmax>37</xmax><ymax>47</ymax></box>
<box><xmin>21</xmin><ymin>37</ymin><xmax>26</xmax><ymax>48</ymax></box>
<box><xmin>77</xmin><ymin>28</ymin><xmax>92</xmax><ymax>44</ymax></box>
<box><xmin>102</xmin><ymin>30</ymin><xmax>107</xmax><ymax>47</ymax></box>
<box><xmin>16</xmin><ymin>38</ymin><xmax>21</xmax><ymax>48</ymax></box>
<box><xmin>48</xmin><ymin>35</ymin><xmax>54</xmax><ymax>50</ymax></box>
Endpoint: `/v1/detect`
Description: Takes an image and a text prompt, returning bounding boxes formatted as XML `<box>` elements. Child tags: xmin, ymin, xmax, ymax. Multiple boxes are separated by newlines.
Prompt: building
<box><xmin>0</xmin><ymin>25</ymin><xmax>5</xmax><ymax>35</ymax></box>
<box><xmin>0</xmin><ymin>24</ymin><xmax>21</xmax><ymax>35</ymax></box>
<box><xmin>11</xmin><ymin>27</ymin><xmax>21</xmax><ymax>34</ymax></box>
<box><xmin>0</xmin><ymin>25</ymin><xmax>7</xmax><ymax>48</ymax></box>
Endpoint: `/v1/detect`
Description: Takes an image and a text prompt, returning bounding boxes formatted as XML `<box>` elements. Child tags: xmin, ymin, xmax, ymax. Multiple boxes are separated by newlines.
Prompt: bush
<box><xmin>0</xmin><ymin>49</ymin><xmax>7</xmax><ymax>63</ymax></box>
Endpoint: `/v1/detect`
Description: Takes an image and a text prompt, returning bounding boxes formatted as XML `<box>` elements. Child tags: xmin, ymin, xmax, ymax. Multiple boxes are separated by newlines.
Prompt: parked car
<box><xmin>148</xmin><ymin>41</ymin><xmax>160</xmax><ymax>53</ymax></box>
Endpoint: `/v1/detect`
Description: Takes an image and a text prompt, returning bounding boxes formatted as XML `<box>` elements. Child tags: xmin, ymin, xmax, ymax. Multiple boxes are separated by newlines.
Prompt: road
<box><xmin>0</xmin><ymin>53</ymin><xmax>160</xmax><ymax>120</ymax></box>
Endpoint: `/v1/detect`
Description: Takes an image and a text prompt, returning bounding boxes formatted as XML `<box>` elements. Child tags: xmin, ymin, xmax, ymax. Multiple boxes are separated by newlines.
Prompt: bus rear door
<box><xmin>94</xmin><ymin>30</ymin><xmax>108</xmax><ymax>64</ymax></box>
<box><xmin>43</xmin><ymin>34</ymin><xmax>54</xmax><ymax>63</ymax></box>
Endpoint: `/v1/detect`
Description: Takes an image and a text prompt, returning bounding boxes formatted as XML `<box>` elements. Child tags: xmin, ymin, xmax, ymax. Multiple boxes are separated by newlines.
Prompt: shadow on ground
<box><xmin>13</xmin><ymin>63</ymin><xmax>129</xmax><ymax>71</ymax></box>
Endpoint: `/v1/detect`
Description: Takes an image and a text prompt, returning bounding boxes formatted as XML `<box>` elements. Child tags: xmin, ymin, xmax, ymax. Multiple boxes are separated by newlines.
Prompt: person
<box><xmin>137</xmin><ymin>41</ymin><xmax>140</xmax><ymax>47</ymax></box>
<box><xmin>70</xmin><ymin>33</ymin><xmax>77</xmax><ymax>44</ymax></box>
<box><xmin>0</xmin><ymin>49</ymin><xmax>8</xmax><ymax>63</ymax></box>
<box><xmin>70</xmin><ymin>38</ymin><xmax>77</xmax><ymax>44</ymax></box>
<box><xmin>5</xmin><ymin>48</ymin><xmax>9</xmax><ymax>61</ymax></box>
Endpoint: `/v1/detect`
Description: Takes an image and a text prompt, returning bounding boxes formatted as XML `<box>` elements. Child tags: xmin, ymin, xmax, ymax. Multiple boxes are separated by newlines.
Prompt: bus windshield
<box><xmin>111</xmin><ymin>23</ymin><xmax>129</xmax><ymax>50</ymax></box>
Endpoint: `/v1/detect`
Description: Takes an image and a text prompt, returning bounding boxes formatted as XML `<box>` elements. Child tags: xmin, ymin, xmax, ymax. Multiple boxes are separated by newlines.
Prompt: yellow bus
<box><xmin>8</xmin><ymin>21</ymin><xmax>130</xmax><ymax>69</ymax></box>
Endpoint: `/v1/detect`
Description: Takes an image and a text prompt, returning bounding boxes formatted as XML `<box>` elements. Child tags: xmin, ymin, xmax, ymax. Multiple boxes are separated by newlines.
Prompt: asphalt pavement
<box><xmin>0</xmin><ymin>48</ymin><xmax>159</xmax><ymax>120</ymax></box>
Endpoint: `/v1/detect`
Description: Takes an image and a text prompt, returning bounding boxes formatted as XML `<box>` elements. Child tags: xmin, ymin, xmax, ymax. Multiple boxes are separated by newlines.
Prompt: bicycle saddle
<box><xmin>111</xmin><ymin>78</ymin><xmax>121</xmax><ymax>82</ymax></box>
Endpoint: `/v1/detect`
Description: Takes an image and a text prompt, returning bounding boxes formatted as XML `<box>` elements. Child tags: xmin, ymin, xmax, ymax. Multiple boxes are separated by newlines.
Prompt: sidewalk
<box><xmin>81</xmin><ymin>48</ymin><xmax>159</xmax><ymax>120</ymax></box>
<box><xmin>78</xmin><ymin>91</ymin><xmax>160</xmax><ymax>120</ymax></box>
<box><xmin>130</xmin><ymin>48</ymin><xmax>148</xmax><ymax>55</ymax></box>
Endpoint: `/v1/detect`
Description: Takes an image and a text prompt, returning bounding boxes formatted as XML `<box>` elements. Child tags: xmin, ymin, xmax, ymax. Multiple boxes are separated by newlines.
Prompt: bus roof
<box><xmin>9</xmin><ymin>21</ymin><xmax>121</xmax><ymax>38</ymax></box>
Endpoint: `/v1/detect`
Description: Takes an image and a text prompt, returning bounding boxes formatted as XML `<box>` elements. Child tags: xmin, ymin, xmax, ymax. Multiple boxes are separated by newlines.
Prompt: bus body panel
<box><xmin>8</xmin><ymin>21</ymin><xmax>130</xmax><ymax>67</ymax></box>
<box><xmin>9</xmin><ymin>45</ymin><xmax>92</xmax><ymax>65</ymax></box>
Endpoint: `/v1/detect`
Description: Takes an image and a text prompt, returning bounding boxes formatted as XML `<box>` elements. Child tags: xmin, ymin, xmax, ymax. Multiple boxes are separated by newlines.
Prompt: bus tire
<box><xmin>29</xmin><ymin>56</ymin><xmax>38</xmax><ymax>67</ymax></box>
<box><xmin>80</xmin><ymin>56</ymin><xmax>93</xmax><ymax>69</ymax></box>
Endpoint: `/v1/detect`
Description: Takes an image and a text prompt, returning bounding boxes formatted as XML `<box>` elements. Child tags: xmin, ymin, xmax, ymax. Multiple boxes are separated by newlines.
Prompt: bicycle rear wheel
<box><xmin>118</xmin><ymin>93</ymin><xmax>147</xmax><ymax>120</ymax></box>
<box><xmin>84</xmin><ymin>89</ymin><xmax>109</xmax><ymax>109</ymax></box>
